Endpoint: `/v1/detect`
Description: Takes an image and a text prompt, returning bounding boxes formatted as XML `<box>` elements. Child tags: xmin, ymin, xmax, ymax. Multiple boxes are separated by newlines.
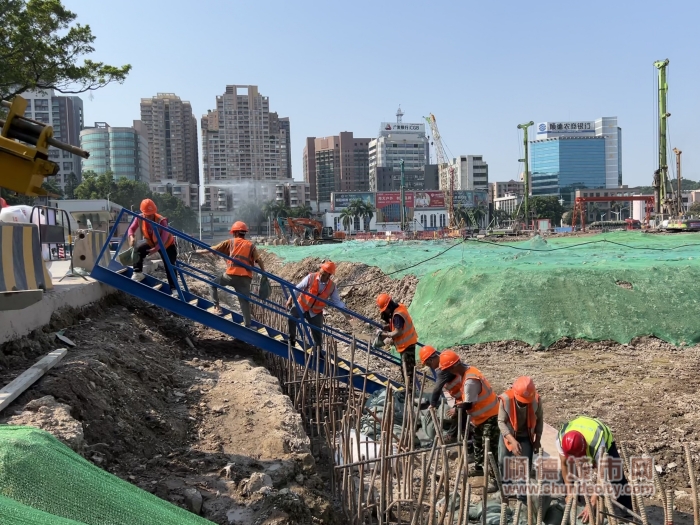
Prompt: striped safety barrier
<box><xmin>72</xmin><ymin>230</ymin><xmax>110</xmax><ymax>272</ymax></box>
<box><xmin>0</xmin><ymin>223</ymin><xmax>53</xmax><ymax>292</ymax></box>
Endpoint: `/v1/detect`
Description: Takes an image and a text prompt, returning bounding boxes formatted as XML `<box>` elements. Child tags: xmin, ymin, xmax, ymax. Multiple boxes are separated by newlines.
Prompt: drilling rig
<box><xmin>652</xmin><ymin>59</ymin><xmax>674</xmax><ymax>218</ymax></box>
<box><xmin>424</xmin><ymin>113</ymin><xmax>457</xmax><ymax>228</ymax></box>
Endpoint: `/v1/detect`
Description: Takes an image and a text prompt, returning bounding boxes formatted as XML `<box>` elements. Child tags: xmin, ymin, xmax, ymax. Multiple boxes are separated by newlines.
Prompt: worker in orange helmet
<box><xmin>419</xmin><ymin>346</ymin><xmax>457</xmax><ymax>411</ymax></box>
<box><xmin>557</xmin><ymin>416</ymin><xmax>633</xmax><ymax>522</ymax></box>
<box><xmin>194</xmin><ymin>220</ymin><xmax>265</xmax><ymax>326</ymax></box>
<box><xmin>497</xmin><ymin>376</ymin><xmax>543</xmax><ymax>502</ymax></box>
<box><xmin>0</xmin><ymin>197</ymin><xmax>8</xmax><ymax>208</ymax></box>
<box><xmin>285</xmin><ymin>260</ymin><xmax>351</xmax><ymax>351</ymax></box>
<box><xmin>439</xmin><ymin>350</ymin><xmax>500</xmax><ymax>481</ymax></box>
<box><xmin>127</xmin><ymin>198</ymin><xmax>178</xmax><ymax>293</ymax></box>
<box><xmin>376</xmin><ymin>293</ymin><xmax>418</xmax><ymax>394</ymax></box>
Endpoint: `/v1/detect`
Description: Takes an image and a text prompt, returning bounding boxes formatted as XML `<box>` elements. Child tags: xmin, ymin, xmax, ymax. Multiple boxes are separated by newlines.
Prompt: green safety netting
<box><xmin>265</xmin><ymin>232</ymin><xmax>700</xmax><ymax>348</ymax></box>
<box><xmin>0</xmin><ymin>426</ymin><xmax>214</xmax><ymax>525</ymax></box>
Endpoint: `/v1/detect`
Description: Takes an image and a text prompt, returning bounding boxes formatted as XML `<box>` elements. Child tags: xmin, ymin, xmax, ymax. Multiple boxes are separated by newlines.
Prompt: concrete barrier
<box><xmin>0</xmin><ymin>223</ymin><xmax>53</xmax><ymax>293</ymax></box>
<box><xmin>72</xmin><ymin>230</ymin><xmax>109</xmax><ymax>272</ymax></box>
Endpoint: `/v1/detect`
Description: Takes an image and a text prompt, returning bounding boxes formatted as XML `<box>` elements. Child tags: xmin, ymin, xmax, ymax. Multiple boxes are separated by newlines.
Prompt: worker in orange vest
<box><xmin>439</xmin><ymin>350</ymin><xmax>500</xmax><ymax>480</ymax></box>
<box><xmin>127</xmin><ymin>198</ymin><xmax>178</xmax><ymax>293</ymax></box>
<box><xmin>194</xmin><ymin>221</ymin><xmax>265</xmax><ymax>326</ymax></box>
<box><xmin>285</xmin><ymin>260</ymin><xmax>352</xmax><ymax>350</ymax></box>
<box><xmin>376</xmin><ymin>293</ymin><xmax>418</xmax><ymax>393</ymax></box>
<box><xmin>497</xmin><ymin>376</ymin><xmax>543</xmax><ymax>501</ymax></box>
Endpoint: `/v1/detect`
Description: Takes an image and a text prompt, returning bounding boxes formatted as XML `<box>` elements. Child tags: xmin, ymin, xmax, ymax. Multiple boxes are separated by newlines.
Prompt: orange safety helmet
<box><xmin>376</xmin><ymin>293</ymin><xmax>392</xmax><ymax>312</ymax></box>
<box><xmin>419</xmin><ymin>345</ymin><xmax>437</xmax><ymax>364</ymax></box>
<box><xmin>230</xmin><ymin>221</ymin><xmax>248</xmax><ymax>233</ymax></box>
<box><xmin>561</xmin><ymin>430</ymin><xmax>587</xmax><ymax>458</ymax></box>
<box><xmin>320</xmin><ymin>260</ymin><xmax>336</xmax><ymax>275</ymax></box>
<box><xmin>0</xmin><ymin>197</ymin><xmax>8</xmax><ymax>208</ymax></box>
<box><xmin>140</xmin><ymin>198</ymin><xmax>157</xmax><ymax>215</ymax></box>
<box><xmin>438</xmin><ymin>350</ymin><xmax>460</xmax><ymax>370</ymax></box>
<box><xmin>512</xmin><ymin>376</ymin><xmax>537</xmax><ymax>404</ymax></box>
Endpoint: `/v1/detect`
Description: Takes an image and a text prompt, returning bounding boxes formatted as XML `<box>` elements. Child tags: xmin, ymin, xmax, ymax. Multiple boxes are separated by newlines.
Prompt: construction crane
<box><xmin>424</xmin><ymin>113</ymin><xmax>457</xmax><ymax>228</ymax></box>
<box><xmin>1</xmin><ymin>95</ymin><xmax>89</xmax><ymax>196</ymax></box>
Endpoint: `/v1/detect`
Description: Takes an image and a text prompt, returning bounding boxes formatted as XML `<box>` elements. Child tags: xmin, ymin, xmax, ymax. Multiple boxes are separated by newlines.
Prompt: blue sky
<box><xmin>63</xmin><ymin>0</ymin><xmax>700</xmax><ymax>187</ymax></box>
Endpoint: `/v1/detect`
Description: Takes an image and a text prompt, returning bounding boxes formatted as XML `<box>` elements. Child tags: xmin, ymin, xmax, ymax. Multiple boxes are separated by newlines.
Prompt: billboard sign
<box><xmin>537</xmin><ymin>122</ymin><xmax>595</xmax><ymax>135</ymax></box>
<box><xmin>331</xmin><ymin>192</ymin><xmax>375</xmax><ymax>211</ymax></box>
<box><xmin>414</xmin><ymin>191</ymin><xmax>445</xmax><ymax>208</ymax></box>
<box><xmin>380</xmin><ymin>122</ymin><xmax>425</xmax><ymax>135</ymax></box>
<box><xmin>376</xmin><ymin>192</ymin><xmax>414</xmax><ymax>223</ymax></box>
<box><xmin>452</xmin><ymin>190</ymin><xmax>489</xmax><ymax>209</ymax></box>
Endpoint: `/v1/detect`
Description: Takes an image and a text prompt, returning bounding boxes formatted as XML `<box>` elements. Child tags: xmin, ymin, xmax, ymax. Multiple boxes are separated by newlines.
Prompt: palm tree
<box><xmin>360</xmin><ymin>201</ymin><xmax>375</xmax><ymax>232</ymax></box>
<box><xmin>263</xmin><ymin>200</ymin><xmax>290</xmax><ymax>219</ymax></box>
<box><xmin>290</xmin><ymin>203</ymin><xmax>312</xmax><ymax>218</ymax></box>
<box><xmin>238</xmin><ymin>201</ymin><xmax>265</xmax><ymax>234</ymax></box>
<box><xmin>339</xmin><ymin>208</ymin><xmax>354</xmax><ymax>232</ymax></box>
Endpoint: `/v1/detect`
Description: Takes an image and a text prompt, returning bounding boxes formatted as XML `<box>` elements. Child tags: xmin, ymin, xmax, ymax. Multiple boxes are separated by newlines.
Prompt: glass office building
<box><xmin>80</xmin><ymin>122</ymin><xmax>151</xmax><ymax>183</ymax></box>
<box><xmin>530</xmin><ymin>117</ymin><xmax>621</xmax><ymax>204</ymax></box>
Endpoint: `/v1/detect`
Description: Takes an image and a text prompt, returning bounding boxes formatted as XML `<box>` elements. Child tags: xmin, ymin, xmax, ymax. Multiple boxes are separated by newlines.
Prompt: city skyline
<box><xmin>59</xmin><ymin>0</ymin><xmax>700</xmax><ymax>188</ymax></box>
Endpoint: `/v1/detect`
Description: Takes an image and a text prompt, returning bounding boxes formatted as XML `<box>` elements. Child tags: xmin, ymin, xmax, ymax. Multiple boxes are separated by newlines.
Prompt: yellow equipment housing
<box><xmin>0</xmin><ymin>95</ymin><xmax>89</xmax><ymax>196</ymax></box>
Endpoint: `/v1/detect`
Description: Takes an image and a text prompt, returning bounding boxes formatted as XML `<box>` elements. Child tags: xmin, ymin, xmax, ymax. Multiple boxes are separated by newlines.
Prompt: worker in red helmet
<box><xmin>376</xmin><ymin>293</ymin><xmax>418</xmax><ymax>394</ymax></box>
<box><xmin>195</xmin><ymin>221</ymin><xmax>265</xmax><ymax>326</ymax></box>
<box><xmin>285</xmin><ymin>260</ymin><xmax>351</xmax><ymax>350</ymax></box>
<box><xmin>557</xmin><ymin>416</ymin><xmax>633</xmax><ymax>521</ymax></box>
<box><xmin>127</xmin><ymin>198</ymin><xmax>178</xmax><ymax>294</ymax></box>
<box><xmin>439</xmin><ymin>350</ymin><xmax>500</xmax><ymax>483</ymax></box>
<box><xmin>497</xmin><ymin>376</ymin><xmax>543</xmax><ymax>502</ymax></box>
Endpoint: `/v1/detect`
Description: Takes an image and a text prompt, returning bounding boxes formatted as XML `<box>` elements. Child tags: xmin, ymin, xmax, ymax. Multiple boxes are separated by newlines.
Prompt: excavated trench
<box><xmin>0</xmin><ymin>293</ymin><xmax>343</xmax><ymax>525</ymax></box>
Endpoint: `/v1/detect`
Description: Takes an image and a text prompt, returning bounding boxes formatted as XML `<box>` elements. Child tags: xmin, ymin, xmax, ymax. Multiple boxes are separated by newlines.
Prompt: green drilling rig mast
<box><xmin>517</xmin><ymin>121</ymin><xmax>534</xmax><ymax>226</ymax></box>
<box><xmin>653</xmin><ymin>58</ymin><xmax>671</xmax><ymax>216</ymax></box>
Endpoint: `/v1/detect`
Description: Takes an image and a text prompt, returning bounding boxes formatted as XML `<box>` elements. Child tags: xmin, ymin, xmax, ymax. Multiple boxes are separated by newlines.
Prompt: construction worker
<box><xmin>285</xmin><ymin>261</ymin><xmax>352</xmax><ymax>350</ymax></box>
<box><xmin>419</xmin><ymin>346</ymin><xmax>456</xmax><ymax>410</ymax></box>
<box><xmin>439</xmin><ymin>350</ymin><xmax>500</xmax><ymax>478</ymax></box>
<box><xmin>558</xmin><ymin>416</ymin><xmax>633</xmax><ymax>522</ymax></box>
<box><xmin>128</xmin><ymin>198</ymin><xmax>178</xmax><ymax>293</ymax></box>
<box><xmin>194</xmin><ymin>221</ymin><xmax>264</xmax><ymax>326</ymax></box>
<box><xmin>376</xmin><ymin>294</ymin><xmax>418</xmax><ymax>393</ymax></box>
<box><xmin>497</xmin><ymin>376</ymin><xmax>543</xmax><ymax>501</ymax></box>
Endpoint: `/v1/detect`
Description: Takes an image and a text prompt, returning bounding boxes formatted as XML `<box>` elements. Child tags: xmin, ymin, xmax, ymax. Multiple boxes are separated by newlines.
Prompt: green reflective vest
<box><xmin>558</xmin><ymin>416</ymin><xmax>613</xmax><ymax>460</ymax></box>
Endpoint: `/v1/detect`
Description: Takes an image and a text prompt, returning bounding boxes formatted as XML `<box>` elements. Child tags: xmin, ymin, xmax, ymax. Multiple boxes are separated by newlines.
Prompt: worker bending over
<box><xmin>498</xmin><ymin>376</ymin><xmax>543</xmax><ymax>501</ymax></box>
<box><xmin>286</xmin><ymin>261</ymin><xmax>351</xmax><ymax>350</ymax></box>
<box><xmin>558</xmin><ymin>416</ymin><xmax>633</xmax><ymax>522</ymax></box>
<box><xmin>128</xmin><ymin>198</ymin><xmax>178</xmax><ymax>294</ymax></box>
<box><xmin>376</xmin><ymin>294</ymin><xmax>418</xmax><ymax>393</ymax></box>
<box><xmin>194</xmin><ymin>221</ymin><xmax>265</xmax><ymax>326</ymax></box>
<box><xmin>419</xmin><ymin>345</ymin><xmax>456</xmax><ymax>409</ymax></box>
<box><xmin>439</xmin><ymin>350</ymin><xmax>500</xmax><ymax>478</ymax></box>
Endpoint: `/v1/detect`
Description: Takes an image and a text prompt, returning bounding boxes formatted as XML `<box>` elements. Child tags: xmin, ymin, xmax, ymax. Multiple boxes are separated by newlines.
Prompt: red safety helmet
<box><xmin>230</xmin><ymin>221</ymin><xmax>248</xmax><ymax>233</ymax></box>
<box><xmin>561</xmin><ymin>430</ymin><xmax>587</xmax><ymax>458</ymax></box>
<box><xmin>0</xmin><ymin>197</ymin><xmax>8</xmax><ymax>208</ymax></box>
<box><xmin>419</xmin><ymin>345</ymin><xmax>437</xmax><ymax>364</ymax></box>
<box><xmin>439</xmin><ymin>350</ymin><xmax>460</xmax><ymax>370</ymax></box>
<box><xmin>512</xmin><ymin>376</ymin><xmax>536</xmax><ymax>404</ymax></box>
<box><xmin>376</xmin><ymin>293</ymin><xmax>391</xmax><ymax>312</ymax></box>
<box><xmin>140</xmin><ymin>198</ymin><xmax>157</xmax><ymax>215</ymax></box>
<box><xmin>320</xmin><ymin>260</ymin><xmax>336</xmax><ymax>275</ymax></box>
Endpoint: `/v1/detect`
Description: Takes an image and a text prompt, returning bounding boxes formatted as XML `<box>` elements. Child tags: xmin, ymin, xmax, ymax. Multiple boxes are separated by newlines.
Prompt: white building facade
<box><xmin>368</xmin><ymin>117</ymin><xmax>429</xmax><ymax>191</ymax></box>
<box><xmin>446</xmin><ymin>155</ymin><xmax>489</xmax><ymax>192</ymax></box>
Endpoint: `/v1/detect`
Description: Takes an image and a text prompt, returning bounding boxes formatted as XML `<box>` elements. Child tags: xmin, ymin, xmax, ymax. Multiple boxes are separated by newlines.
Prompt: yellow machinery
<box><xmin>0</xmin><ymin>95</ymin><xmax>89</xmax><ymax>195</ymax></box>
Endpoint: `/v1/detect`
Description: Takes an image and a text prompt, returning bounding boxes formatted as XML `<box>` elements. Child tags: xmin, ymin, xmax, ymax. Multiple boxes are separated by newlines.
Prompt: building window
<box><xmin>62</xmin><ymin>162</ymin><xmax>72</xmax><ymax>171</ymax></box>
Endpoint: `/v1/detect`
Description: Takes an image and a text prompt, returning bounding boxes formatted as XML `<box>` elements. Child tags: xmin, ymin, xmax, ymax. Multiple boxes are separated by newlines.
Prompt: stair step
<box><xmin>152</xmin><ymin>284</ymin><xmax>163</xmax><ymax>291</ymax></box>
<box><xmin>207</xmin><ymin>306</ymin><xmax>224</xmax><ymax>315</ymax></box>
<box><xmin>188</xmin><ymin>299</ymin><xmax>199</xmax><ymax>306</ymax></box>
<box><xmin>116</xmin><ymin>268</ymin><xmax>128</xmax><ymax>275</ymax></box>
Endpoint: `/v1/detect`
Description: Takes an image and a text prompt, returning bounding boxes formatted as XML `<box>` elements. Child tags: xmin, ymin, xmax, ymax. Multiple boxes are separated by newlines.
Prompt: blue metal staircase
<box><xmin>90</xmin><ymin>208</ymin><xmax>414</xmax><ymax>394</ymax></box>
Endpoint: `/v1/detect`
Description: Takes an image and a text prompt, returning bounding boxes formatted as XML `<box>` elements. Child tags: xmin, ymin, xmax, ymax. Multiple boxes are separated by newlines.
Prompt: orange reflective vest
<box><xmin>298</xmin><ymin>272</ymin><xmax>335</xmax><ymax>315</ymax></box>
<box><xmin>141</xmin><ymin>214</ymin><xmax>174</xmax><ymax>249</ymax></box>
<box><xmin>391</xmin><ymin>304</ymin><xmax>418</xmax><ymax>353</ymax></box>
<box><xmin>444</xmin><ymin>366</ymin><xmax>499</xmax><ymax>426</ymax></box>
<box><xmin>499</xmin><ymin>389</ymin><xmax>540</xmax><ymax>451</ymax></box>
<box><xmin>225</xmin><ymin>238</ymin><xmax>255</xmax><ymax>277</ymax></box>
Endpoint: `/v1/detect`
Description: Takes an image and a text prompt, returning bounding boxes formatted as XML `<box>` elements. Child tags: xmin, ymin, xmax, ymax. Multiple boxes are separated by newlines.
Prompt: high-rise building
<box><xmin>270</xmin><ymin>113</ymin><xmax>292</xmax><ymax>179</ymax></box>
<box><xmin>446</xmin><ymin>155</ymin><xmax>489</xmax><ymax>193</ymax></box>
<box><xmin>368</xmin><ymin>109</ymin><xmax>429</xmax><ymax>191</ymax></box>
<box><xmin>372</xmin><ymin>165</ymin><xmax>440</xmax><ymax>192</ymax></box>
<box><xmin>530</xmin><ymin>117</ymin><xmax>622</xmax><ymax>203</ymax></box>
<box><xmin>20</xmin><ymin>89</ymin><xmax>84</xmax><ymax>191</ymax></box>
<box><xmin>80</xmin><ymin>121</ymin><xmax>151</xmax><ymax>183</ymax></box>
<box><xmin>200</xmin><ymin>85</ymin><xmax>290</xmax><ymax>209</ymax></box>
<box><xmin>140</xmin><ymin>93</ymin><xmax>199</xmax><ymax>186</ymax></box>
<box><xmin>303</xmin><ymin>132</ymin><xmax>371</xmax><ymax>206</ymax></box>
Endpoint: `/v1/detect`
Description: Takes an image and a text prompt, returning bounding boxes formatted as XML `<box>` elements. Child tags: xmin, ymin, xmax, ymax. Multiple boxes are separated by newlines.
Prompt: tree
<box><xmin>1</xmin><ymin>0</ymin><xmax>131</xmax><ymax>100</ymax></box>
<box><xmin>289</xmin><ymin>203</ymin><xmax>312</xmax><ymax>219</ymax></box>
<box><xmin>562</xmin><ymin>211</ymin><xmax>573</xmax><ymax>226</ymax></box>
<box><xmin>237</xmin><ymin>201</ymin><xmax>265</xmax><ymax>234</ymax></box>
<box><xmin>262</xmin><ymin>200</ymin><xmax>290</xmax><ymax>219</ymax></box>
<box><xmin>65</xmin><ymin>172</ymin><xmax>78</xmax><ymax>199</ymax></box>
<box><xmin>339</xmin><ymin>208</ymin><xmax>354</xmax><ymax>232</ymax></box>
<box><xmin>688</xmin><ymin>202</ymin><xmax>700</xmax><ymax>215</ymax></box>
<box><xmin>0</xmin><ymin>180</ymin><xmax>61</xmax><ymax>205</ymax></box>
<box><xmin>529</xmin><ymin>196</ymin><xmax>566</xmax><ymax>225</ymax></box>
